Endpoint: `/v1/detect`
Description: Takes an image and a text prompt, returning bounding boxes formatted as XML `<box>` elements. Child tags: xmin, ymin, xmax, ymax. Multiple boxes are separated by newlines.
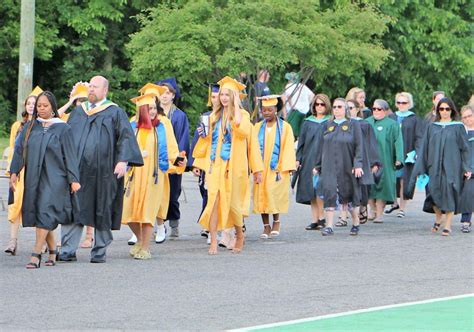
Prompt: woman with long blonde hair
<box><xmin>192</xmin><ymin>76</ymin><xmax>262</xmax><ymax>254</ymax></box>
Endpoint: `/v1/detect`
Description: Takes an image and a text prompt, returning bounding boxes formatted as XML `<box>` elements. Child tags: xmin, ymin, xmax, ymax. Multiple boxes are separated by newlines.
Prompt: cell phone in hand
<box><xmin>173</xmin><ymin>156</ymin><xmax>185</xmax><ymax>166</ymax></box>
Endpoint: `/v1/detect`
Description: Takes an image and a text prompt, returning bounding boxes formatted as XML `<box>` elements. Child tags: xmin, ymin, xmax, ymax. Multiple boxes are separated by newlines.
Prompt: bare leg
<box><xmin>350</xmin><ymin>207</ymin><xmax>360</xmax><ymax>226</ymax></box>
<box><xmin>325</xmin><ymin>209</ymin><xmax>335</xmax><ymax>229</ymax></box>
<box><xmin>399</xmin><ymin>180</ymin><xmax>407</xmax><ymax>211</ymax></box>
<box><xmin>29</xmin><ymin>228</ymin><xmax>49</xmax><ymax>265</ymax></box>
<box><xmin>444</xmin><ymin>212</ymin><xmax>454</xmax><ymax>232</ymax></box>
<box><xmin>232</xmin><ymin>226</ymin><xmax>244</xmax><ymax>253</ymax></box>
<box><xmin>10</xmin><ymin>220</ymin><xmax>20</xmax><ymax>239</ymax></box>
<box><xmin>208</xmin><ymin>195</ymin><xmax>220</xmax><ymax>255</ymax></box>
<box><xmin>128</xmin><ymin>223</ymin><xmax>142</xmax><ymax>245</ymax></box>
<box><xmin>271</xmin><ymin>214</ymin><xmax>280</xmax><ymax>234</ymax></box>
<box><xmin>432</xmin><ymin>206</ymin><xmax>443</xmax><ymax>232</ymax></box>
<box><xmin>260</xmin><ymin>214</ymin><xmax>271</xmax><ymax>238</ymax></box>
<box><xmin>141</xmin><ymin>224</ymin><xmax>154</xmax><ymax>251</ymax></box>
<box><xmin>376</xmin><ymin>200</ymin><xmax>386</xmax><ymax>220</ymax></box>
<box><xmin>310</xmin><ymin>199</ymin><xmax>319</xmax><ymax>222</ymax></box>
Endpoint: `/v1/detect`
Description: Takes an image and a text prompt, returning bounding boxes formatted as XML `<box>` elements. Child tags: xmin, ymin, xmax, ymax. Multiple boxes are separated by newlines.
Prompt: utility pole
<box><xmin>16</xmin><ymin>0</ymin><xmax>35</xmax><ymax>120</ymax></box>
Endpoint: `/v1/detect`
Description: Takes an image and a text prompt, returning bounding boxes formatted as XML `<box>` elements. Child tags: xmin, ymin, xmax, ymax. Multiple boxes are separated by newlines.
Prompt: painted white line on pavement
<box><xmin>229</xmin><ymin>293</ymin><xmax>474</xmax><ymax>331</ymax></box>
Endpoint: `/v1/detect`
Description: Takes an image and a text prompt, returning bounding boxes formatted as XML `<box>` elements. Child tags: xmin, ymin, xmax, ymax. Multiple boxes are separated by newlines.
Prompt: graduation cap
<box><xmin>130</xmin><ymin>94</ymin><xmax>157</xmax><ymax>107</ymax></box>
<box><xmin>156</xmin><ymin>77</ymin><xmax>181</xmax><ymax>99</ymax></box>
<box><xmin>257</xmin><ymin>94</ymin><xmax>283</xmax><ymax>111</ymax></box>
<box><xmin>71</xmin><ymin>83</ymin><xmax>88</xmax><ymax>100</ymax></box>
<box><xmin>217</xmin><ymin>76</ymin><xmax>246</xmax><ymax>92</ymax></box>
<box><xmin>139</xmin><ymin>83</ymin><xmax>167</xmax><ymax>97</ymax></box>
<box><xmin>207</xmin><ymin>83</ymin><xmax>220</xmax><ymax>107</ymax></box>
<box><xmin>29</xmin><ymin>86</ymin><xmax>43</xmax><ymax>97</ymax></box>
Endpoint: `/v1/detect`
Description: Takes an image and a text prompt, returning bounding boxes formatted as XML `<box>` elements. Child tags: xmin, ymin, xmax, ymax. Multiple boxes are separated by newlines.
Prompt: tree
<box><xmin>127</xmin><ymin>0</ymin><xmax>390</xmax><ymax>127</ymax></box>
<box><xmin>365</xmin><ymin>0</ymin><xmax>472</xmax><ymax>114</ymax></box>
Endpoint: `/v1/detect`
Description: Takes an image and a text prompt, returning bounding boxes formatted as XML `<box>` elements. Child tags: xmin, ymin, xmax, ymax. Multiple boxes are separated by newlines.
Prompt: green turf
<box><xmin>254</xmin><ymin>297</ymin><xmax>473</xmax><ymax>331</ymax></box>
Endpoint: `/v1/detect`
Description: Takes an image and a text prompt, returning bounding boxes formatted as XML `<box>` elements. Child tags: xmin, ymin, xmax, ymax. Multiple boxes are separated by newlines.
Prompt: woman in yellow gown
<box><xmin>193</xmin><ymin>76</ymin><xmax>262</xmax><ymax>255</ymax></box>
<box><xmin>122</xmin><ymin>88</ymin><xmax>185</xmax><ymax>260</ymax></box>
<box><xmin>253</xmin><ymin>95</ymin><xmax>296</xmax><ymax>239</ymax></box>
<box><xmin>4</xmin><ymin>87</ymin><xmax>42</xmax><ymax>255</ymax></box>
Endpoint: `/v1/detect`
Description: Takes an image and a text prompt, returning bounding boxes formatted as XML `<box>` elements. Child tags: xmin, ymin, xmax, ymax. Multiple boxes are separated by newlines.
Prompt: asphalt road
<box><xmin>0</xmin><ymin>173</ymin><xmax>472</xmax><ymax>331</ymax></box>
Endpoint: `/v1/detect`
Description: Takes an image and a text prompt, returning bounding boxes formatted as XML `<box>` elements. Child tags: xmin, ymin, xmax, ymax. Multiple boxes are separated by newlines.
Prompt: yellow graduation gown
<box><xmin>253</xmin><ymin>121</ymin><xmax>296</xmax><ymax>214</ymax></box>
<box><xmin>122</xmin><ymin>115</ymin><xmax>182</xmax><ymax>225</ymax></box>
<box><xmin>242</xmin><ymin>124</ymin><xmax>265</xmax><ymax>217</ymax></box>
<box><xmin>7</xmin><ymin>121</ymin><xmax>24</xmax><ymax>223</ymax></box>
<box><xmin>193</xmin><ymin>111</ymin><xmax>254</xmax><ymax>231</ymax></box>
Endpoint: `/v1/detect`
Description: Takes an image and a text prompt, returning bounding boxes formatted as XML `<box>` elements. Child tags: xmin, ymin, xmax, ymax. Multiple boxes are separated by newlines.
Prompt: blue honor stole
<box><xmin>209</xmin><ymin>117</ymin><xmax>232</xmax><ymax>174</ymax></box>
<box><xmin>259</xmin><ymin>118</ymin><xmax>283</xmax><ymax>181</ymax></box>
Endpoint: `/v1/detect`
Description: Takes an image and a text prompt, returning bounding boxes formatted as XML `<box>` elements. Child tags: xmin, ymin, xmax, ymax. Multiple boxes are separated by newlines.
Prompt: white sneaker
<box><xmin>155</xmin><ymin>224</ymin><xmax>166</xmax><ymax>243</ymax></box>
<box><xmin>128</xmin><ymin>234</ymin><xmax>137</xmax><ymax>245</ymax></box>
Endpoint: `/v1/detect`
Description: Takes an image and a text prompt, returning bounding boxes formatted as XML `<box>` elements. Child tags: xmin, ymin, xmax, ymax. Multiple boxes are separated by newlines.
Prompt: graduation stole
<box><xmin>156</xmin><ymin>122</ymin><xmax>169</xmax><ymax>173</ymax></box>
<box><xmin>210</xmin><ymin>117</ymin><xmax>232</xmax><ymax>162</ymax></box>
<box><xmin>395</xmin><ymin>110</ymin><xmax>414</xmax><ymax>125</ymax></box>
<box><xmin>305</xmin><ymin>115</ymin><xmax>330</xmax><ymax>123</ymax></box>
<box><xmin>82</xmin><ymin>100</ymin><xmax>118</xmax><ymax>116</ymax></box>
<box><xmin>258</xmin><ymin>117</ymin><xmax>283</xmax><ymax>172</ymax></box>
<box><xmin>433</xmin><ymin>121</ymin><xmax>463</xmax><ymax>127</ymax></box>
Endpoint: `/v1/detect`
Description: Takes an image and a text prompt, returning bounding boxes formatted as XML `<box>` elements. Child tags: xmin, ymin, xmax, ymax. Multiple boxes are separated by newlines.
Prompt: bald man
<box><xmin>59</xmin><ymin>76</ymin><xmax>143</xmax><ymax>263</ymax></box>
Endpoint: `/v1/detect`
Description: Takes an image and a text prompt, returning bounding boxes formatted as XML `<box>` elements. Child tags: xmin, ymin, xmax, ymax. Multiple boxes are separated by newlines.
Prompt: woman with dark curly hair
<box><xmin>407</xmin><ymin>97</ymin><xmax>472</xmax><ymax>236</ymax></box>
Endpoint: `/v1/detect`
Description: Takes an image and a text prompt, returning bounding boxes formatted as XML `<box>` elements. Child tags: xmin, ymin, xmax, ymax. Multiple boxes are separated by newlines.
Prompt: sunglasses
<box><xmin>315</xmin><ymin>103</ymin><xmax>326</xmax><ymax>107</ymax></box>
<box><xmin>439</xmin><ymin>107</ymin><xmax>451</xmax><ymax>112</ymax></box>
<box><xmin>332</xmin><ymin>105</ymin><xmax>344</xmax><ymax>109</ymax></box>
<box><xmin>396</xmin><ymin>101</ymin><xmax>408</xmax><ymax>105</ymax></box>
<box><xmin>372</xmin><ymin>107</ymin><xmax>384</xmax><ymax>111</ymax></box>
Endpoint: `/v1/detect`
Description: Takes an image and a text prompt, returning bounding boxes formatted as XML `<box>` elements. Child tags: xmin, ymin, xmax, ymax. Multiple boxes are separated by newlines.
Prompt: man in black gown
<box><xmin>59</xmin><ymin>76</ymin><xmax>143</xmax><ymax>263</ymax></box>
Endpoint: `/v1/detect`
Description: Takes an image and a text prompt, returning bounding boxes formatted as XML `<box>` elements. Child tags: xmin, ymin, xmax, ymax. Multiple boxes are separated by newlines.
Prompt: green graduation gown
<box><xmin>366</xmin><ymin>116</ymin><xmax>404</xmax><ymax>203</ymax></box>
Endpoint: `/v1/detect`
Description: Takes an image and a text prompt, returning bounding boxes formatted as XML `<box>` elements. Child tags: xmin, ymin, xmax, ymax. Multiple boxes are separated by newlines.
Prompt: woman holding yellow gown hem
<box><xmin>122</xmin><ymin>86</ymin><xmax>185</xmax><ymax>260</ymax></box>
<box><xmin>193</xmin><ymin>76</ymin><xmax>261</xmax><ymax>255</ymax></box>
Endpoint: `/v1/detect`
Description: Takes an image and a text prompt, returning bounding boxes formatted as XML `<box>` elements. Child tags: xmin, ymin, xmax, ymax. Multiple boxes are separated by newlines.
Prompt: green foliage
<box><xmin>0</xmin><ymin>0</ymin><xmax>471</xmax><ymax>137</ymax></box>
<box><xmin>127</xmin><ymin>0</ymin><xmax>390</xmax><ymax>127</ymax></box>
<box><xmin>364</xmin><ymin>0</ymin><xmax>473</xmax><ymax>114</ymax></box>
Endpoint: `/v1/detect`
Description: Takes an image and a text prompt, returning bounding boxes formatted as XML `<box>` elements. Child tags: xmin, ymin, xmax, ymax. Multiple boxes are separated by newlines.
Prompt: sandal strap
<box><xmin>273</xmin><ymin>220</ymin><xmax>280</xmax><ymax>223</ymax></box>
<box><xmin>31</xmin><ymin>252</ymin><xmax>42</xmax><ymax>259</ymax></box>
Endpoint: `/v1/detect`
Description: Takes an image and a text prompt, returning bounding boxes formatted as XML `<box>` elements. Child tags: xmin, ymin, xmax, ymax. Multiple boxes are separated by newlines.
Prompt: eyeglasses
<box><xmin>332</xmin><ymin>105</ymin><xmax>344</xmax><ymax>109</ymax></box>
<box><xmin>315</xmin><ymin>103</ymin><xmax>326</xmax><ymax>107</ymax></box>
<box><xmin>372</xmin><ymin>107</ymin><xmax>384</xmax><ymax>111</ymax></box>
<box><xmin>348</xmin><ymin>106</ymin><xmax>355</xmax><ymax>110</ymax></box>
<box><xmin>439</xmin><ymin>107</ymin><xmax>451</xmax><ymax>112</ymax></box>
<box><xmin>462</xmin><ymin>113</ymin><xmax>473</xmax><ymax>119</ymax></box>
<box><xmin>396</xmin><ymin>101</ymin><xmax>408</xmax><ymax>105</ymax></box>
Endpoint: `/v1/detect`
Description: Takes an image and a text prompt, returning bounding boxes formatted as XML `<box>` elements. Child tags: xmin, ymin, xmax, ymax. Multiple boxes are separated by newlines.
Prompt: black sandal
<box><xmin>26</xmin><ymin>253</ymin><xmax>42</xmax><ymax>269</ymax></box>
<box><xmin>335</xmin><ymin>217</ymin><xmax>348</xmax><ymax>227</ymax></box>
<box><xmin>384</xmin><ymin>204</ymin><xmax>399</xmax><ymax>214</ymax></box>
<box><xmin>45</xmin><ymin>249</ymin><xmax>57</xmax><ymax>266</ymax></box>
<box><xmin>359</xmin><ymin>208</ymin><xmax>368</xmax><ymax>224</ymax></box>
<box><xmin>431</xmin><ymin>223</ymin><xmax>441</xmax><ymax>232</ymax></box>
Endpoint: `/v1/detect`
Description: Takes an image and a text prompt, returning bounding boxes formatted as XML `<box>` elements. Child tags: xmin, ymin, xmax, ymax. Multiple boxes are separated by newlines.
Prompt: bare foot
<box><xmin>208</xmin><ymin>239</ymin><xmax>218</xmax><ymax>255</ymax></box>
<box><xmin>232</xmin><ymin>235</ymin><xmax>244</xmax><ymax>254</ymax></box>
<box><xmin>80</xmin><ymin>237</ymin><xmax>93</xmax><ymax>248</ymax></box>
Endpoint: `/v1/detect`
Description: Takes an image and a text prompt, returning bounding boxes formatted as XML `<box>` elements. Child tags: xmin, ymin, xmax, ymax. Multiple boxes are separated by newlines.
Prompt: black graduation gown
<box><xmin>396</xmin><ymin>113</ymin><xmax>424</xmax><ymax>199</ymax></box>
<box><xmin>10</xmin><ymin>121</ymin><xmax>80</xmax><ymax>230</ymax></box>
<box><xmin>460</xmin><ymin>130</ymin><xmax>474</xmax><ymax>213</ymax></box>
<box><xmin>295</xmin><ymin>117</ymin><xmax>329</xmax><ymax>204</ymax></box>
<box><xmin>67</xmin><ymin>104</ymin><xmax>143</xmax><ymax>231</ymax></box>
<box><xmin>316</xmin><ymin>119</ymin><xmax>364</xmax><ymax>208</ymax></box>
<box><xmin>407</xmin><ymin>123</ymin><xmax>471</xmax><ymax>214</ymax></box>
<box><xmin>356</xmin><ymin>119</ymin><xmax>381</xmax><ymax>205</ymax></box>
